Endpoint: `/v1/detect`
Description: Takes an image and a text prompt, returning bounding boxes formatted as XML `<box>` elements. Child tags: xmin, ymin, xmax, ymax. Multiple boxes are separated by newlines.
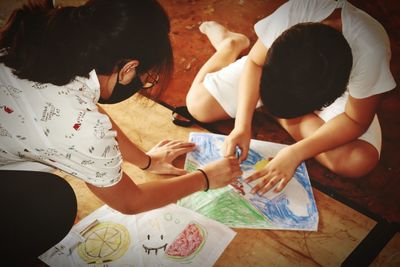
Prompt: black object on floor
<box><xmin>0</xmin><ymin>170</ymin><xmax>77</xmax><ymax>266</ymax></box>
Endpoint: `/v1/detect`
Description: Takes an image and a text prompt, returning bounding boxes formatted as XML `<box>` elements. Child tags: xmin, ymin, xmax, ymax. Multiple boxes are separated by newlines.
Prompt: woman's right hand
<box><xmin>223</xmin><ymin>127</ymin><xmax>251</xmax><ymax>162</ymax></box>
<box><xmin>200</xmin><ymin>157</ymin><xmax>242</xmax><ymax>189</ymax></box>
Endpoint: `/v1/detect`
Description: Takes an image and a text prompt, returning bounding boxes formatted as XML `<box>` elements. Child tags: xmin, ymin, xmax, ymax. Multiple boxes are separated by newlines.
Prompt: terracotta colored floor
<box><xmin>0</xmin><ymin>0</ymin><xmax>399</xmax><ymax>224</ymax></box>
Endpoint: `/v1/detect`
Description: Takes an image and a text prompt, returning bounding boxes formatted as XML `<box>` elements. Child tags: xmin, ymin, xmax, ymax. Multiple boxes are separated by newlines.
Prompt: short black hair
<box><xmin>260</xmin><ymin>22</ymin><xmax>353</xmax><ymax>119</ymax></box>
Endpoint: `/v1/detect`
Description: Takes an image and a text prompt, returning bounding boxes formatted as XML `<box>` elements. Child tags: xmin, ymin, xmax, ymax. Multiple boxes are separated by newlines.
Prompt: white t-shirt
<box><xmin>0</xmin><ymin>64</ymin><xmax>122</xmax><ymax>187</ymax></box>
<box><xmin>254</xmin><ymin>0</ymin><xmax>396</xmax><ymax>98</ymax></box>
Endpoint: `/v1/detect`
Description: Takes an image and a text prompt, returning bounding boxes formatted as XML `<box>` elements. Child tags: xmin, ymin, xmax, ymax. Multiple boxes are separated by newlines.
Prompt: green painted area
<box><xmin>178</xmin><ymin>185</ymin><xmax>272</xmax><ymax>229</ymax></box>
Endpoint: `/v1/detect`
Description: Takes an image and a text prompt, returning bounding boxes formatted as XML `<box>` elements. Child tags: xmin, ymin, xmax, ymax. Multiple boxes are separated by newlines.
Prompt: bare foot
<box><xmin>199</xmin><ymin>21</ymin><xmax>250</xmax><ymax>52</ymax></box>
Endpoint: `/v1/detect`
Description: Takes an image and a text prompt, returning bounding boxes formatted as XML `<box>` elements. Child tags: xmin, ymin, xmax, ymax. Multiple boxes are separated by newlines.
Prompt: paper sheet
<box><xmin>40</xmin><ymin>203</ymin><xmax>235</xmax><ymax>267</ymax></box>
<box><xmin>178</xmin><ymin>132</ymin><xmax>319</xmax><ymax>231</ymax></box>
<box><xmin>39</xmin><ymin>205</ymin><xmax>141</xmax><ymax>267</ymax></box>
<box><xmin>136</xmin><ymin>204</ymin><xmax>236</xmax><ymax>267</ymax></box>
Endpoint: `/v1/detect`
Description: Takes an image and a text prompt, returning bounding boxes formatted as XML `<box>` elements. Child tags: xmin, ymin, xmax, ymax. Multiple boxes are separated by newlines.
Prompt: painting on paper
<box><xmin>179</xmin><ymin>132</ymin><xmax>319</xmax><ymax>231</ymax></box>
<box><xmin>39</xmin><ymin>205</ymin><xmax>142</xmax><ymax>267</ymax></box>
<box><xmin>135</xmin><ymin>203</ymin><xmax>236</xmax><ymax>267</ymax></box>
<box><xmin>39</xmin><ymin>203</ymin><xmax>234</xmax><ymax>267</ymax></box>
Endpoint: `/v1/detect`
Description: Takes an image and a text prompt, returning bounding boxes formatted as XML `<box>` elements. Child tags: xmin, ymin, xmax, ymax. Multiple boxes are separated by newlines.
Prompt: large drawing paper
<box><xmin>135</xmin><ymin>203</ymin><xmax>236</xmax><ymax>267</ymax></box>
<box><xmin>179</xmin><ymin>132</ymin><xmax>319</xmax><ymax>231</ymax></box>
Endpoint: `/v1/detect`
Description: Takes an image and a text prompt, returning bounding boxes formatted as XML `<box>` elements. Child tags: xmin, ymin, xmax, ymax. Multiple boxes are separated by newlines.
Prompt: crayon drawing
<box><xmin>77</xmin><ymin>222</ymin><xmax>130</xmax><ymax>265</ymax></box>
<box><xmin>179</xmin><ymin>132</ymin><xmax>319</xmax><ymax>231</ymax></box>
<box><xmin>164</xmin><ymin>221</ymin><xmax>207</xmax><ymax>263</ymax></box>
<box><xmin>178</xmin><ymin>186</ymin><xmax>270</xmax><ymax>229</ymax></box>
<box><xmin>40</xmin><ymin>205</ymin><xmax>233</xmax><ymax>267</ymax></box>
<box><xmin>136</xmin><ymin>204</ymin><xmax>235</xmax><ymax>267</ymax></box>
<box><xmin>39</xmin><ymin>205</ymin><xmax>141</xmax><ymax>267</ymax></box>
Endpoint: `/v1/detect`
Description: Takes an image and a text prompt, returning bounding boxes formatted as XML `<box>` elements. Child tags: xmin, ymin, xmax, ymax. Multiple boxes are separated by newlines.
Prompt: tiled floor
<box><xmin>0</xmin><ymin>0</ymin><xmax>399</xmax><ymax>224</ymax></box>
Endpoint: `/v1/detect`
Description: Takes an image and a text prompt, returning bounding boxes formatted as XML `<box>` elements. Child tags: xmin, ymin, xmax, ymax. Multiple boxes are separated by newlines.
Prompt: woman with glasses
<box><xmin>0</xmin><ymin>0</ymin><xmax>242</xmax><ymax>264</ymax></box>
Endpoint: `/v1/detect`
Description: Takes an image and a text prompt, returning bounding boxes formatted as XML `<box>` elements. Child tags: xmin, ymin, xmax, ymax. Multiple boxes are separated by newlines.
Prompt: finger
<box><xmin>229</xmin><ymin>160</ymin><xmax>243</xmax><ymax>175</ymax></box>
<box><xmin>245</xmin><ymin>171</ymin><xmax>264</xmax><ymax>183</ymax></box>
<box><xmin>165</xmin><ymin>140</ymin><xmax>182</xmax><ymax>146</ymax></box>
<box><xmin>228</xmin><ymin>161</ymin><xmax>242</xmax><ymax>176</ymax></box>
<box><xmin>156</xmin><ymin>139</ymin><xmax>170</xmax><ymax>147</ymax></box>
<box><xmin>224</xmin><ymin>142</ymin><xmax>236</xmax><ymax>157</ymax></box>
<box><xmin>259</xmin><ymin>177</ymin><xmax>280</xmax><ymax>195</ymax></box>
<box><xmin>232</xmin><ymin>164</ymin><xmax>242</xmax><ymax>173</ymax></box>
<box><xmin>170</xmin><ymin>142</ymin><xmax>196</xmax><ymax>149</ymax></box>
<box><xmin>239</xmin><ymin>146</ymin><xmax>248</xmax><ymax>162</ymax></box>
<box><xmin>274</xmin><ymin>177</ymin><xmax>290</xmax><ymax>192</ymax></box>
<box><xmin>229</xmin><ymin>176</ymin><xmax>239</xmax><ymax>184</ymax></box>
<box><xmin>234</xmin><ymin>169</ymin><xmax>243</xmax><ymax>177</ymax></box>
<box><xmin>227</xmin><ymin>156</ymin><xmax>240</xmax><ymax>165</ymax></box>
<box><xmin>222</xmin><ymin>140</ymin><xmax>228</xmax><ymax>157</ymax></box>
<box><xmin>172</xmin><ymin>146</ymin><xmax>197</xmax><ymax>157</ymax></box>
<box><xmin>250</xmin><ymin>177</ymin><xmax>270</xmax><ymax>194</ymax></box>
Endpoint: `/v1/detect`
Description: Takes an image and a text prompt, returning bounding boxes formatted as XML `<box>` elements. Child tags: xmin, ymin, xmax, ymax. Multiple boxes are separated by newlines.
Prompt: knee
<box><xmin>186</xmin><ymin>85</ymin><xmax>218</xmax><ymax>123</ymax></box>
<box><xmin>186</xmin><ymin>88</ymin><xmax>206</xmax><ymax>122</ymax></box>
<box><xmin>186</xmin><ymin>86</ymin><xmax>199</xmax><ymax>116</ymax></box>
<box><xmin>328</xmin><ymin>144</ymin><xmax>379</xmax><ymax>178</ymax></box>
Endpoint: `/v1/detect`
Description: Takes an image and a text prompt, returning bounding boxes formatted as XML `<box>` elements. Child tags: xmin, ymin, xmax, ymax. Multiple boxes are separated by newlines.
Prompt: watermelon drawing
<box><xmin>164</xmin><ymin>221</ymin><xmax>207</xmax><ymax>263</ymax></box>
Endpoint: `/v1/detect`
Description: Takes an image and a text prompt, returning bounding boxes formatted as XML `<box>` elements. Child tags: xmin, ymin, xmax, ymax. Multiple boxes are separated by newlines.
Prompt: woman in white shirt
<box><xmin>0</xmin><ymin>0</ymin><xmax>242</xmax><ymax>263</ymax></box>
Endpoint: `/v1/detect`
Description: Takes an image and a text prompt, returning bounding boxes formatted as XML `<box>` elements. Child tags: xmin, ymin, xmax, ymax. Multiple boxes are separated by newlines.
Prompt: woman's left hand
<box><xmin>145</xmin><ymin>140</ymin><xmax>196</xmax><ymax>175</ymax></box>
<box><xmin>244</xmin><ymin>145</ymin><xmax>302</xmax><ymax>195</ymax></box>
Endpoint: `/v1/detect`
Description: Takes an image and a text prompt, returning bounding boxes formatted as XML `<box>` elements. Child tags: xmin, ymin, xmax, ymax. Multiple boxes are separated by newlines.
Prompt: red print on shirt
<box><xmin>2</xmin><ymin>106</ymin><xmax>13</xmax><ymax>114</ymax></box>
<box><xmin>73</xmin><ymin>123</ymin><xmax>81</xmax><ymax>131</ymax></box>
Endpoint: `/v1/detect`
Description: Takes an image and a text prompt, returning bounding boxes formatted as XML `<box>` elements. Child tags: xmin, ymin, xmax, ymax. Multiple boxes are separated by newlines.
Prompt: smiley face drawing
<box><xmin>142</xmin><ymin>233</ymin><xmax>167</xmax><ymax>255</ymax></box>
<box><xmin>140</xmin><ymin>215</ymin><xmax>170</xmax><ymax>257</ymax></box>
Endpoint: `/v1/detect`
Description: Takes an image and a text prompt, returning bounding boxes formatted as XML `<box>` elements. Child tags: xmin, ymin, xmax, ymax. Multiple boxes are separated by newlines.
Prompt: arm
<box><xmin>86</xmin><ymin>156</ymin><xmax>242</xmax><ymax>214</ymax></box>
<box><xmin>97</xmin><ymin>104</ymin><xmax>195</xmax><ymax>175</ymax></box>
<box><xmin>236</xmin><ymin>39</ymin><xmax>267</xmax><ymax>131</ymax></box>
<box><xmin>224</xmin><ymin>39</ymin><xmax>268</xmax><ymax>160</ymax></box>
<box><xmin>247</xmin><ymin>94</ymin><xmax>381</xmax><ymax>194</ymax></box>
<box><xmin>87</xmin><ymin>171</ymin><xmax>205</xmax><ymax>214</ymax></box>
<box><xmin>97</xmin><ymin>104</ymin><xmax>150</xmax><ymax>169</ymax></box>
<box><xmin>290</xmin><ymin>94</ymin><xmax>380</xmax><ymax>162</ymax></box>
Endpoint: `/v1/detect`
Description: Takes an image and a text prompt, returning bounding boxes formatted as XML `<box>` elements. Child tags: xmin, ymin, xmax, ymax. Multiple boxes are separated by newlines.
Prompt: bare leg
<box><xmin>186</xmin><ymin>21</ymin><xmax>250</xmax><ymax>123</ymax></box>
<box><xmin>277</xmin><ymin>115</ymin><xmax>379</xmax><ymax>177</ymax></box>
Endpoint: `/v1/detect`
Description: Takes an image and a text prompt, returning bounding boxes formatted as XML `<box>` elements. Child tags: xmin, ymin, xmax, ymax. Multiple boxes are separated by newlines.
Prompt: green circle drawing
<box><xmin>164</xmin><ymin>213</ymin><xmax>172</xmax><ymax>221</ymax></box>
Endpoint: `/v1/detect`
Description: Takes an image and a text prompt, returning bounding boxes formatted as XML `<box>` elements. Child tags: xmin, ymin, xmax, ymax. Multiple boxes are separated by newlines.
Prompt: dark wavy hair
<box><xmin>0</xmin><ymin>0</ymin><xmax>173</xmax><ymax>89</ymax></box>
<box><xmin>260</xmin><ymin>22</ymin><xmax>353</xmax><ymax>119</ymax></box>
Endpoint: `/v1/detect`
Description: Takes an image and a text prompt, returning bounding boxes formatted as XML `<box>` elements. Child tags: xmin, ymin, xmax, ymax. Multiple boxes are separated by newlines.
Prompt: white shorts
<box><xmin>203</xmin><ymin>56</ymin><xmax>382</xmax><ymax>155</ymax></box>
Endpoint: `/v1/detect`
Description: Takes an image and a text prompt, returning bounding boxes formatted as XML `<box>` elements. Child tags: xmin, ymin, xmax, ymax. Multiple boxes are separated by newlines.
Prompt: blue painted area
<box><xmin>245</xmin><ymin>152</ymin><xmax>318</xmax><ymax>229</ymax></box>
<box><xmin>241</xmin><ymin>147</ymin><xmax>264</xmax><ymax>172</ymax></box>
<box><xmin>189</xmin><ymin>133</ymin><xmax>264</xmax><ymax>174</ymax></box>
<box><xmin>249</xmin><ymin>163</ymin><xmax>319</xmax><ymax>229</ymax></box>
<box><xmin>188</xmin><ymin>133</ymin><xmax>223</xmax><ymax>165</ymax></box>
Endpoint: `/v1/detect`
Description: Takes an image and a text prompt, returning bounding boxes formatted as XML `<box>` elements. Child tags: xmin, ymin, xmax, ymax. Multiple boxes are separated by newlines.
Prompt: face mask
<box><xmin>98</xmin><ymin>74</ymin><xmax>143</xmax><ymax>104</ymax></box>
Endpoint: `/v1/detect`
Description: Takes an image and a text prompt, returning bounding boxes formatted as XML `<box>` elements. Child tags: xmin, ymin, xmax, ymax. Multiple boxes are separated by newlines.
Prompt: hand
<box><xmin>201</xmin><ymin>157</ymin><xmax>243</xmax><ymax>189</ymax></box>
<box><xmin>245</xmin><ymin>145</ymin><xmax>302</xmax><ymax>195</ymax></box>
<box><xmin>146</xmin><ymin>140</ymin><xmax>196</xmax><ymax>175</ymax></box>
<box><xmin>223</xmin><ymin>127</ymin><xmax>251</xmax><ymax>162</ymax></box>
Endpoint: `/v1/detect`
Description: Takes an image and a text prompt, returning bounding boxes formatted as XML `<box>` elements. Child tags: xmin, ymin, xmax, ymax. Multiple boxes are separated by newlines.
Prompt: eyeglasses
<box><xmin>139</xmin><ymin>71</ymin><xmax>160</xmax><ymax>89</ymax></box>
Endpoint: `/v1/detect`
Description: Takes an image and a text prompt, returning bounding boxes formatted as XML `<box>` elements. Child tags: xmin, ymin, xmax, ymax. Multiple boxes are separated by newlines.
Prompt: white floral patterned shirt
<box><xmin>0</xmin><ymin>64</ymin><xmax>122</xmax><ymax>187</ymax></box>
